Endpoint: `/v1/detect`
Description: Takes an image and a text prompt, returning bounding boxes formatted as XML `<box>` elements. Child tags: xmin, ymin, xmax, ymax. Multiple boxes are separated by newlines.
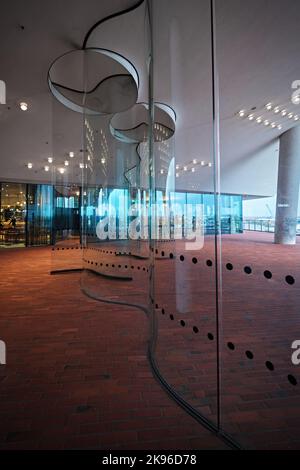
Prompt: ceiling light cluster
<box><xmin>238</xmin><ymin>102</ymin><xmax>300</xmax><ymax>131</ymax></box>
<box><xmin>27</xmin><ymin>150</ymin><xmax>80</xmax><ymax>174</ymax></box>
<box><xmin>175</xmin><ymin>160</ymin><xmax>213</xmax><ymax>177</ymax></box>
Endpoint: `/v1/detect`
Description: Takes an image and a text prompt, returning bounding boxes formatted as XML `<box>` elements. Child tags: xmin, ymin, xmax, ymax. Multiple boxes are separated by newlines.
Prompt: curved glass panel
<box><xmin>216</xmin><ymin>0</ymin><xmax>300</xmax><ymax>449</ymax></box>
<box><xmin>81</xmin><ymin>1</ymin><xmax>152</xmax><ymax>308</ymax></box>
<box><xmin>150</xmin><ymin>0</ymin><xmax>219</xmax><ymax>427</ymax></box>
<box><xmin>50</xmin><ymin>96</ymin><xmax>83</xmax><ymax>273</ymax></box>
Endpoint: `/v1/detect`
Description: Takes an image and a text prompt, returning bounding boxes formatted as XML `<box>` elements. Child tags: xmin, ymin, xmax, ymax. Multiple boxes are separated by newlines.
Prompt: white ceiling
<box><xmin>0</xmin><ymin>0</ymin><xmax>300</xmax><ymax>197</ymax></box>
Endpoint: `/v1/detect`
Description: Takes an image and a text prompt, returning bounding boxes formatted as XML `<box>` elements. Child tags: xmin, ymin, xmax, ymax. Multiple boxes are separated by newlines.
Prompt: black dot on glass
<box><xmin>244</xmin><ymin>266</ymin><xmax>252</xmax><ymax>275</ymax></box>
<box><xmin>155</xmin><ymin>304</ymin><xmax>159</xmax><ymax>309</ymax></box>
<box><xmin>161</xmin><ymin>308</ymin><xmax>165</xmax><ymax>315</ymax></box>
<box><xmin>193</xmin><ymin>326</ymin><xmax>199</xmax><ymax>333</ymax></box>
<box><xmin>265</xmin><ymin>361</ymin><xmax>274</xmax><ymax>371</ymax></box>
<box><xmin>180</xmin><ymin>255</ymin><xmax>185</xmax><ymax>262</ymax></box>
<box><xmin>206</xmin><ymin>260</ymin><xmax>213</xmax><ymax>267</ymax></box>
<box><xmin>227</xmin><ymin>342</ymin><xmax>235</xmax><ymax>351</ymax></box>
<box><xmin>208</xmin><ymin>333</ymin><xmax>214</xmax><ymax>341</ymax></box>
<box><xmin>192</xmin><ymin>257</ymin><xmax>198</xmax><ymax>264</ymax></box>
<box><xmin>170</xmin><ymin>314</ymin><xmax>174</xmax><ymax>320</ymax></box>
<box><xmin>245</xmin><ymin>350</ymin><xmax>254</xmax><ymax>360</ymax></box>
<box><xmin>125</xmin><ymin>265</ymin><xmax>128</xmax><ymax>269</ymax></box>
<box><xmin>226</xmin><ymin>263</ymin><xmax>233</xmax><ymax>271</ymax></box>
<box><xmin>264</xmin><ymin>270</ymin><xmax>272</xmax><ymax>279</ymax></box>
<box><xmin>155</xmin><ymin>249</ymin><xmax>158</xmax><ymax>254</ymax></box>
<box><xmin>161</xmin><ymin>251</ymin><xmax>165</xmax><ymax>257</ymax></box>
<box><xmin>180</xmin><ymin>320</ymin><xmax>185</xmax><ymax>327</ymax></box>
<box><xmin>286</xmin><ymin>275</ymin><xmax>295</xmax><ymax>285</ymax></box>
<box><xmin>288</xmin><ymin>374</ymin><xmax>297</xmax><ymax>386</ymax></box>
<box><xmin>169</xmin><ymin>253</ymin><xmax>174</xmax><ymax>259</ymax></box>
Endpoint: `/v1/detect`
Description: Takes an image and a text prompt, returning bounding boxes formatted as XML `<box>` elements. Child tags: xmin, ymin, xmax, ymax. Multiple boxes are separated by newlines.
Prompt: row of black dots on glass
<box><xmin>174</xmin><ymin>254</ymin><xmax>296</xmax><ymax>286</ymax></box>
<box><xmin>83</xmin><ymin>258</ymin><xmax>149</xmax><ymax>272</ymax></box>
<box><xmin>155</xmin><ymin>303</ymin><xmax>298</xmax><ymax>387</ymax></box>
<box><xmin>52</xmin><ymin>246</ymin><xmax>82</xmax><ymax>251</ymax></box>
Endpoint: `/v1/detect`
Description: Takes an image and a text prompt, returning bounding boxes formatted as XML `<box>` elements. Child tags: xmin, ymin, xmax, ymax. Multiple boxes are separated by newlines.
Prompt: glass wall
<box><xmin>27</xmin><ymin>184</ymin><xmax>53</xmax><ymax>246</ymax></box>
<box><xmin>0</xmin><ymin>182</ymin><xmax>80</xmax><ymax>249</ymax></box>
<box><xmin>45</xmin><ymin>0</ymin><xmax>300</xmax><ymax>450</ymax></box>
<box><xmin>216</xmin><ymin>0</ymin><xmax>300</xmax><ymax>449</ymax></box>
<box><xmin>0</xmin><ymin>183</ymin><xmax>26</xmax><ymax>247</ymax></box>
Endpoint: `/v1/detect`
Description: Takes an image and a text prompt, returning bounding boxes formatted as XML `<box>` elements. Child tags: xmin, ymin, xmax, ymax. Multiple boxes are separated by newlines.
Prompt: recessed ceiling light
<box><xmin>256</xmin><ymin>117</ymin><xmax>263</xmax><ymax>124</ymax></box>
<box><xmin>64</xmin><ymin>160</ymin><xmax>69</xmax><ymax>166</ymax></box>
<box><xmin>201</xmin><ymin>161</ymin><xmax>205</xmax><ymax>166</ymax></box>
<box><xmin>176</xmin><ymin>173</ymin><xmax>179</xmax><ymax>178</ymax></box>
<box><xmin>59</xmin><ymin>168</ymin><xmax>65</xmax><ymax>174</ymax></box>
<box><xmin>294</xmin><ymin>115</ymin><xmax>299</xmax><ymax>121</ymax></box>
<box><xmin>176</xmin><ymin>164</ymin><xmax>179</xmax><ymax>170</ymax></box>
<box><xmin>69</xmin><ymin>151</ymin><xmax>74</xmax><ymax>158</ymax></box>
<box><xmin>20</xmin><ymin>102</ymin><xmax>28</xmax><ymax>111</ymax></box>
<box><xmin>266</xmin><ymin>103</ymin><xmax>273</xmax><ymax>110</ymax></box>
<box><xmin>44</xmin><ymin>165</ymin><xmax>49</xmax><ymax>172</ymax></box>
<box><xmin>281</xmin><ymin>109</ymin><xmax>287</xmax><ymax>116</ymax></box>
<box><xmin>293</xmin><ymin>95</ymin><xmax>300</xmax><ymax>104</ymax></box>
<box><xmin>274</xmin><ymin>106</ymin><xmax>280</xmax><ymax>114</ymax></box>
<box><xmin>277</xmin><ymin>124</ymin><xmax>282</xmax><ymax>130</ymax></box>
<box><xmin>264</xmin><ymin>120</ymin><xmax>270</xmax><ymax>126</ymax></box>
<box><xmin>184</xmin><ymin>166</ymin><xmax>187</xmax><ymax>171</ymax></box>
<box><xmin>192</xmin><ymin>159</ymin><xmax>197</xmax><ymax>164</ymax></box>
<box><xmin>288</xmin><ymin>113</ymin><xmax>294</xmax><ymax>119</ymax></box>
<box><xmin>160</xmin><ymin>169</ymin><xmax>164</xmax><ymax>174</ymax></box>
<box><xmin>238</xmin><ymin>110</ymin><xmax>246</xmax><ymax>117</ymax></box>
<box><xmin>79</xmin><ymin>163</ymin><xmax>84</xmax><ymax>169</ymax></box>
<box><xmin>101</xmin><ymin>158</ymin><xmax>106</xmax><ymax>164</ymax></box>
<box><xmin>27</xmin><ymin>162</ymin><xmax>32</xmax><ymax>169</ymax></box>
<box><xmin>48</xmin><ymin>157</ymin><xmax>53</xmax><ymax>163</ymax></box>
<box><xmin>208</xmin><ymin>162</ymin><xmax>212</xmax><ymax>167</ymax></box>
<box><xmin>191</xmin><ymin>167</ymin><xmax>195</xmax><ymax>172</ymax></box>
<box><xmin>271</xmin><ymin>122</ymin><xmax>276</xmax><ymax>128</ymax></box>
<box><xmin>248</xmin><ymin>114</ymin><xmax>254</xmax><ymax>121</ymax></box>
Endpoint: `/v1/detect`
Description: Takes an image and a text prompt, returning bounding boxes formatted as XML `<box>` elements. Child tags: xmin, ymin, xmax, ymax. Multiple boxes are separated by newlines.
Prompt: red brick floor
<box><xmin>0</xmin><ymin>246</ymin><xmax>228</xmax><ymax>450</ymax></box>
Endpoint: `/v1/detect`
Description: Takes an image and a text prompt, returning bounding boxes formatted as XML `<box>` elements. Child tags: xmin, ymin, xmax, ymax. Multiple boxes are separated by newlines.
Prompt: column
<box><xmin>275</xmin><ymin>126</ymin><xmax>300</xmax><ymax>244</ymax></box>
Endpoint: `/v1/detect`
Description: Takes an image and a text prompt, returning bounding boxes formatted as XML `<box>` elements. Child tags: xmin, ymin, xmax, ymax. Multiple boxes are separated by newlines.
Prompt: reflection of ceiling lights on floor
<box><xmin>237</xmin><ymin>102</ymin><xmax>300</xmax><ymax>130</ymax></box>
